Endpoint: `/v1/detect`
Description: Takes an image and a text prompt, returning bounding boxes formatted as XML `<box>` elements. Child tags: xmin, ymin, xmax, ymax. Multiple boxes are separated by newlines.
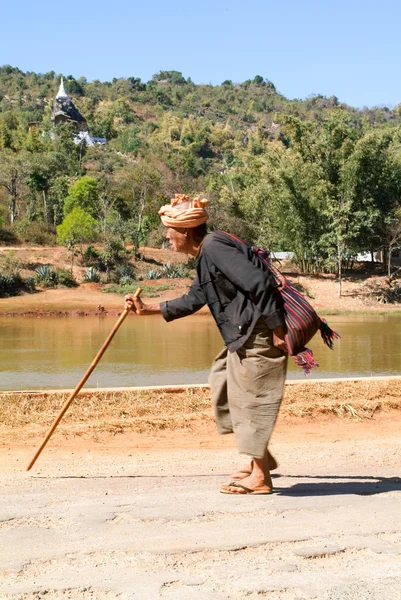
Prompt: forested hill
<box><xmin>1</xmin><ymin>65</ymin><xmax>401</xmax><ymax>275</ymax></box>
<box><xmin>1</xmin><ymin>66</ymin><xmax>399</xmax><ymax>141</ymax></box>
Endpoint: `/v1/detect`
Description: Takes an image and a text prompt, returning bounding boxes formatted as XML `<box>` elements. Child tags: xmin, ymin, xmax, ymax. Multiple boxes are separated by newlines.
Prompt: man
<box><xmin>125</xmin><ymin>194</ymin><xmax>288</xmax><ymax>495</ymax></box>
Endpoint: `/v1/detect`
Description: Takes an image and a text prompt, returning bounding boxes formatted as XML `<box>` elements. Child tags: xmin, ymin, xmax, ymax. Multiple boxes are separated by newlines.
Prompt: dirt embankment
<box><xmin>1</xmin><ymin>245</ymin><xmax>400</xmax><ymax>316</ymax></box>
<box><xmin>2</xmin><ymin>379</ymin><xmax>401</xmax><ymax>444</ymax></box>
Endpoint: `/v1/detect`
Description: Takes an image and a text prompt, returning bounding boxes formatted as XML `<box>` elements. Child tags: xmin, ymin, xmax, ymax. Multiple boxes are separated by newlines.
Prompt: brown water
<box><xmin>0</xmin><ymin>314</ymin><xmax>400</xmax><ymax>391</ymax></box>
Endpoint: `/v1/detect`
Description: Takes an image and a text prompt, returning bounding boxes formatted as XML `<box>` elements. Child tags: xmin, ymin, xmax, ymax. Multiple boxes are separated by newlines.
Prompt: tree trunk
<box><xmin>132</xmin><ymin>185</ymin><xmax>146</xmax><ymax>256</ymax></box>
<box><xmin>10</xmin><ymin>193</ymin><xmax>17</xmax><ymax>224</ymax></box>
<box><xmin>338</xmin><ymin>248</ymin><xmax>342</xmax><ymax>297</ymax></box>
<box><xmin>43</xmin><ymin>190</ymin><xmax>48</xmax><ymax>224</ymax></box>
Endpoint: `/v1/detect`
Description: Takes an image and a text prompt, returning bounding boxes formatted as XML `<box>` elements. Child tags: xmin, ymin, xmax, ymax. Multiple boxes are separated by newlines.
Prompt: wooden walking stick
<box><xmin>26</xmin><ymin>287</ymin><xmax>142</xmax><ymax>471</ymax></box>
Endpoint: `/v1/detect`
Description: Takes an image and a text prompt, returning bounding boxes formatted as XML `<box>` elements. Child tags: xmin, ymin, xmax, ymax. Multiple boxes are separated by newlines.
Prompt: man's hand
<box><xmin>124</xmin><ymin>294</ymin><xmax>161</xmax><ymax>315</ymax></box>
<box><xmin>273</xmin><ymin>325</ymin><xmax>288</xmax><ymax>354</ymax></box>
<box><xmin>125</xmin><ymin>294</ymin><xmax>143</xmax><ymax>314</ymax></box>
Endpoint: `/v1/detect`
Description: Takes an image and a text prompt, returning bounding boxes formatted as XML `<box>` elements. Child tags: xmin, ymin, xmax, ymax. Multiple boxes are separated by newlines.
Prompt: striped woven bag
<box><xmin>252</xmin><ymin>246</ymin><xmax>340</xmax><ymax>374</ymax></box>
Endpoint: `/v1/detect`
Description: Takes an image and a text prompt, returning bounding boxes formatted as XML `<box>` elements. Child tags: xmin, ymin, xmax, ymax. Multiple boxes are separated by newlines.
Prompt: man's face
<box><xmin>165</xmin><ymin>227</ymin><xmax>189</xmax><ymax>253</ymax></box>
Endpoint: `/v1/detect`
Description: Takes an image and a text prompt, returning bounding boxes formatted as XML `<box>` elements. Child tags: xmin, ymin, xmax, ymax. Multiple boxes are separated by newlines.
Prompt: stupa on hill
<box><xmin>51</xmin><ymin>78</ymin><xmax>87</xmax><ymax>130</ymax></box>
<box><xmin>51</xmin><ymin>78</ymin><xmax>106</xmax><ymax>145</ymax></box>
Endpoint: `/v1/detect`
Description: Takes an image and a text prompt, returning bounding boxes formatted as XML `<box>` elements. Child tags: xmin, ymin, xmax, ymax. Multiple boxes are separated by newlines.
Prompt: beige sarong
<box><xmin>209</xmin><ymin>318</ymin><xmax>288</xmax><ymax>458</ymax></box>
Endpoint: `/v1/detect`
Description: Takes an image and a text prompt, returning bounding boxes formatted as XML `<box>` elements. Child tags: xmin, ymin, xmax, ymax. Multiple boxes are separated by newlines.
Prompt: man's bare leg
<box><xmin>231</xmin><ymin>449</ymin><xmax>278</xmax><ymax>479</ymax></box>
<box><xmin>238</xmin><ymin>456</ymin><xmax>272</xmax><ymax>490</ymax></box>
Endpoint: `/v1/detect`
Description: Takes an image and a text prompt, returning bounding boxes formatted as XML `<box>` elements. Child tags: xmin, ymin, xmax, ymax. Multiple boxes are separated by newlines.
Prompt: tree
<box><xmin>50</xmin><ymin>122</ymin><xmax>84</xmax><ymax>176</ymax></box>
<box><xmin>233</xmin><ymin>142</ymin><xmax>327</xmax><ymax>271</ymax></box>
<box><xmin>0</xmin><ymin>150</ymin><xmax>31</xmax><ymax>223</ymax></box>
<box><xmin>25</xmin><ymin>154</ymin><xmax>58</xmax><ymax>223</ymax></box>
<box><xmin>152</xmin><ymin>70</ymin><xmax>187</xmax><ymax>85</ymax></box>
<box><xmin>383</xmin><ymin>207</ymin><xmax>401</xmax><ymax>277</ymax></box>
<box><xmin>314</xmin><ymin>114</ymin><xmax>360</xmax><ymax>294</ymax></box>
<box><xmin>252</xmin><ymin>75</ymin><xmax>264</xmax><ymax>86</ymax></box>
<box><xmin>118</xmin><ymin>160</ymin><xmax>163</xmax><ymax>254</ymax></box>
<box><xmin>342</xmin><ymin>130</ymin><xmax>401</xmax><ymax>257</ymax></box>
<box><xmin>96</xmin><ymin>181</ymin><xmax>120</xmax><ymax>242</ymax></box>
<box><xmin>64</xmin><ymin>176</ymin><xmax>99</xmax><ymax>217</ymax></box>
<box><xmin>48</xmin><ymin>176</ymin><xmax>71</xmax><ymax>226</ymax></box>
<box><xmin>57</xmin><ymin>207</ymin><xmax>98</xmax><ymax>270</ymax></box>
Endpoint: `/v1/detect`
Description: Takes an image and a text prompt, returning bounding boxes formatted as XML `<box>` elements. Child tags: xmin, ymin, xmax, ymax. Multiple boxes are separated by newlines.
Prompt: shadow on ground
<box><xmin>31</xmin><ymin>473</ymin><xmax>401</xmax><ymax>496</ymax></box>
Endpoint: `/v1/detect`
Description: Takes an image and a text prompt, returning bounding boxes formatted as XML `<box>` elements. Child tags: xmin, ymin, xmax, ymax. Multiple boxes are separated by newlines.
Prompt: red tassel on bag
<box><xmin>293</xmin><ymin>348</ymin><xmax>319</xmax><ymax>375</ymax></box>
<box><xmin>319</xmin><ymin>318</ymin><xmax>340</xmax><ymax>349</ymax></box>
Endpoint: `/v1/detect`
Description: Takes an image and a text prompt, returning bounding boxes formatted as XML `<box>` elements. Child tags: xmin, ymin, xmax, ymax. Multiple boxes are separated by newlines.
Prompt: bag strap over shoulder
<box><xmin>252</xmin><ymin>246</ymin><xmax>285</xmax><ymax>288</ymax></box>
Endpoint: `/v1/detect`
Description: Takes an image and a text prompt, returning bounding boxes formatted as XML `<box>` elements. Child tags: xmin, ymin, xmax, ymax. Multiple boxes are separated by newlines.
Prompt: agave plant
<box><xmin>115</xmin><ymin>264</ymin><xmax>135</xmax><ymax>279</ymax></box>
<box><xmin>146</xmin><ymin>269</ymin><xmax>160</xmax><ymax>280</ymax></box>
<box><xmin>119</xmin><ymin>275</ymin><xmax>135</xmax><ymax>287</ymax></box>
<box><xmin>35</xmin><ymin>264</ymin><xmax>58</xmax><ymax>286</ymax></box>
<box><xmin>25</xmin><ymin>276</ymin><xmax>36</xmax><ymax>291</ymax></box>
<box><xmin>160</xmin><ymin>263</ymin><xmax>189</xmax><ymax>278</ymax></box>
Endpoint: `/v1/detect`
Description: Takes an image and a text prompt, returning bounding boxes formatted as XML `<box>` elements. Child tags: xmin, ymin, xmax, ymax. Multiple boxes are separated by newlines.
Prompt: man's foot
<box><xmin>220</xmin><ymin>470</ymin><xmax>273</xmax><ymax>495</ymax></box>
<box><xmin>231</xmin><ymin>451</ymin><xmax>278</xmax><ymax>479</ymax></box>
<box><xmin>220</xmin><ymin>481</ymin><xmax>273</xmax><ymax>495</ymax></box>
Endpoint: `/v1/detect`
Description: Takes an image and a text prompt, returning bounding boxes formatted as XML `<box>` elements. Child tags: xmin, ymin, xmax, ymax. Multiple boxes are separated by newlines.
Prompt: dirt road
<box><xmin>1</xmin><ymin>415</ymin><xmax>400</xmax><ymax>600</ymax></box>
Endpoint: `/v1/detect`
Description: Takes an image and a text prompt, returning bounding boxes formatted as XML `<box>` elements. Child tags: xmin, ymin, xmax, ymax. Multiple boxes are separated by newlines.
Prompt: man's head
<box><xmin>158</xmin><ymin>194</ymin><xmax>209</xmax><ymax>255</ymax></box>
<box><xmin>165</xmin><ymin>223</ymin><xmax>208</xmax><ymax>254</ymax></box>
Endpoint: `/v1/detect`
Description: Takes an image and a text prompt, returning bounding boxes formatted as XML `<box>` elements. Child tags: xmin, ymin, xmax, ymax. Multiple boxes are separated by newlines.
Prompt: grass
<box><xmin>1</xmin><ymin>379</ymin><xmax>400</xmax><ymax>438</ymax></box>
<box><xmin>102</xmin><ymin>283</ymin><xmax>174</xmax><ymax>298</ymax></box>
<box><xmin>320</xmin><ymin>308</ymin><xmax>401</xmax><ymax>316</ymax></box>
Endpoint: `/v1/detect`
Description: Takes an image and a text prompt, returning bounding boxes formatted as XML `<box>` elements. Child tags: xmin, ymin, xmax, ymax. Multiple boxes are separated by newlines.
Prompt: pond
<box><xmin>0</xmin><ymin>314</ymin><xmax>400</xmax><ymax>391</ymax></box>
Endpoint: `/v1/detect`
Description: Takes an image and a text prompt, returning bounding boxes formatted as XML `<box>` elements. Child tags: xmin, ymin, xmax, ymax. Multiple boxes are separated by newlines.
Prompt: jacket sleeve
<box><xmin>160</xmin><ymin>274</ymin><xmax>206</xmax><ymax>322</ymax></box>
<box><xmin>202</xmin><ymin>233</ymin><xmax>283</xmax><ymax>328</ymax></box>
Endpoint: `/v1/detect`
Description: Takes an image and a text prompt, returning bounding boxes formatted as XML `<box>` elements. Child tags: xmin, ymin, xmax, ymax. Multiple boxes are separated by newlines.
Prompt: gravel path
<box><xmin>1</xmin><ymin>429</ymin><xmax>400</xmax><ymax>599</ymax></box>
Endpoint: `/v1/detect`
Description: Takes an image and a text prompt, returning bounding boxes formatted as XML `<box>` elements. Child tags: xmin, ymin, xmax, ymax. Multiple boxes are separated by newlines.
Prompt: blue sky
<box><xmin>1</xmin><ymin>0</ymin><xmax>400</xmax><ymax>108</ymax></box>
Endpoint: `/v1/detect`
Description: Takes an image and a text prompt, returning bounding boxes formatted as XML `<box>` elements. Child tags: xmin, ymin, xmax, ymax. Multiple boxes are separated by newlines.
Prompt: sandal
<box><xmin>220</xmin><ymin>481</ymin><xmax>273</xmax><ymax>495</ymax></box>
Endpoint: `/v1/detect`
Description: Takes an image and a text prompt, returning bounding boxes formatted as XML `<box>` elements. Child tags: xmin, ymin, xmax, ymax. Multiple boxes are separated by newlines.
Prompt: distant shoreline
<box><xmin>2</xmin><ymin>246</ymin><xmax>401</xmax><ymax>316</ymax></box>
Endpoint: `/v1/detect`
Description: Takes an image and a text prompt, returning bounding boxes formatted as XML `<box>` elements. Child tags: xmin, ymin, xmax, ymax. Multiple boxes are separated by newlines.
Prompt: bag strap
<box><xmin>221</xmin><ymin>231</ymin><xmax>286</xmax><ymax>289</ymax></box>
<box><xmin>252</xmin><ymin>247</ymin><xmax>286</xmax><ymax>288</ymax></box>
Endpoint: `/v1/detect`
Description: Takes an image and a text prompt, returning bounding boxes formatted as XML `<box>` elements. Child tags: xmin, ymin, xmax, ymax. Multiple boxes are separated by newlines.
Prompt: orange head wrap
<box><xmin>158</xmin><ymin>194</ymin><xmax>209</xmax><ymax>228</ymax></box>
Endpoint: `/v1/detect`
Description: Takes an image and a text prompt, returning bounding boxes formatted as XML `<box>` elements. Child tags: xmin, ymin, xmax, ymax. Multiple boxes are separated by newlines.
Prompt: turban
<box><xmin>158</xmin><ymin>194</ymin><xmax>209</xmax><ymax>228</ymax></box>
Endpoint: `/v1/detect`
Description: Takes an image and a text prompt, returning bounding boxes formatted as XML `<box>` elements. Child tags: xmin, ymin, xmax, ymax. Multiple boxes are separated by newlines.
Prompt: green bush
<box><xmin>0</xmin><ymin>273</ymin><xmax>35</xmax><ymax>297</ymax></box>
<box><xmin>99</xmin><ymin>240</ymin><xmax>129</xmax><ymax>270</ymax></box>
<box><xmin>82</xmin><ymin>245</ymin><xmax>101</xmax><ymax>267</ymax></box>
<box><xmin>13</xmin><ymin>221</ymin><xmax>56</xmax><ymax>245</ymax></box>
<box><xmin>0</xmin><ymin>227</ymin><xmax>19</xmax><ymax>245</ymax></box>
<box><xmin>113</xmin><ymin>264</ymin><xmax>135</xmax><ymax>286</ymax></box>
<box><xmin>56</xmin><ymin>268</ymin><xmax>78</xmax><ymax>287</ymax></box>
<box><xmin>1</xmin><ymin>251</ymin><xmax>23</xmax><ymax>275</ymax></box>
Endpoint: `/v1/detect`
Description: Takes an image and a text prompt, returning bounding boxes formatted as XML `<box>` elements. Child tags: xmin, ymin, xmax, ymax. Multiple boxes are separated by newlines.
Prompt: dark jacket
<box><xmin>160</xmin><ymin>230</ymin><xmax>284</xmax><ymax>352</ymax></box>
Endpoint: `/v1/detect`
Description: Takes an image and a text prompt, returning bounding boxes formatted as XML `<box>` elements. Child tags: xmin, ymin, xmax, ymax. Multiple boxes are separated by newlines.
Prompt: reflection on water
<box><xmin>0</xmin><ymin>313</ymin><xmax>400</xmax><ymax>391</ymax></box>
